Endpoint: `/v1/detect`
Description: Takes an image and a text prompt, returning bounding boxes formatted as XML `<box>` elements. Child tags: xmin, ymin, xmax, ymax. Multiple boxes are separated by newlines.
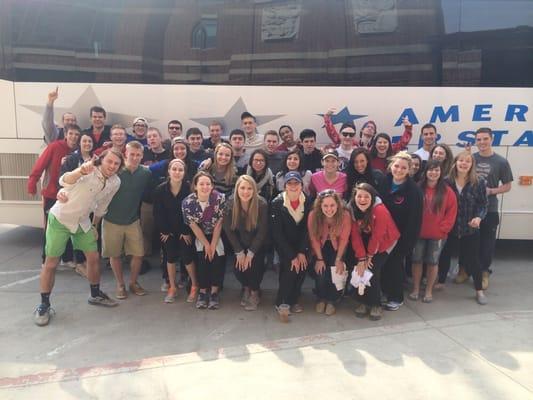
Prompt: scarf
<box><xmin>282</xmin><ymin>191</ymin><xmax>305</xmax><ymax>224</ymax></box>
<box><xmin>246</xmin><ymin>166</ymin><xmax>273</xmax><ymax>191</ymax></box>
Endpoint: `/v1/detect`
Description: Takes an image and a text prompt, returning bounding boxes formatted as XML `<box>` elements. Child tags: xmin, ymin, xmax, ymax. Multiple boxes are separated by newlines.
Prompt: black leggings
<box><xmin>195</xmin><ymin>235</ymin><xmax>225</xmax><ymax>290</ymax></box>
<box><xmin>161</xmin><ymin>235</ymin><xmax>196</xmax><ymax>282</ymax></box>
<box><xmin>233</xmin><ymin>251</ymin><xmax>265</xmax><ymax>292</ymax></box>
<box><xmin>381</xmin><ymin>245</ymin><xmax>405</xmax><ymax>303</ymax></box>
<box><xmin>313</xmin><ymin>240</ymin><xmax>340</xmax><ymax>303</ymax></box>
<box><xmin>276</xmin><ymin>256</ymin><xmax>307</xmax><ymax>306</ymax></box>
<box><xmin>438</xmin><ymin>232</ymin><xmax>482</xmax><ymax>290</ymax></box>
<box><xmin>355</xmin><ymin>252</ymin><xmax>388</xmax><ymax>307</ymax></box>
<box><xmin>479</xmin><ymin>212</ymin><xmax>499</xmax><ymax>272</ymax></box>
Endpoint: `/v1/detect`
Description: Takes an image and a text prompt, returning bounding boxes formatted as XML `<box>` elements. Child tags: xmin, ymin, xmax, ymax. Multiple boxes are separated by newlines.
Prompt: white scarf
<box><xmin>282</xmin><ymin>191</ymin><xmax>305</xmax><ymax>224</ymax></box>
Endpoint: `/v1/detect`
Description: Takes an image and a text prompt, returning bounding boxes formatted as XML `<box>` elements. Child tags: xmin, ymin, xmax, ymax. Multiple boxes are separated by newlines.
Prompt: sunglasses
<box><xmin>341</xmin><ymin>130</ymin><xmax>356</xmax><ymax>137</ymax></box>
<box><xmin>318</xmin><ymin>189</ymin><xmax>336</xmax><ymax>198</ymax></box>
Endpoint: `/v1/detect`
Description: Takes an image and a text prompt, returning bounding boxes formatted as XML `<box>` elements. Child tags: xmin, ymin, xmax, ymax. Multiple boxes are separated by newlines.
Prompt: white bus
<box><xmin>0</xmin><ymin>1</ymin><xmax>531</xmax><ymax>239</ymax></box>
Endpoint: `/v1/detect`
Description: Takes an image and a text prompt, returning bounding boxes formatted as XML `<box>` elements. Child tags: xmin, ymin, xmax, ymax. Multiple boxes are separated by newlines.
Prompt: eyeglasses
<box><xmin>169</xmin><ymin>126</ymin><xmax>181</xmax><ymax>130</ymax></box>
<box><xmin>134</xmin><ymin>124</ymin><xmax>147</xmax><ymax>128</ymax></box>
<box><xmin>341</xmin><ymin>131</ymin><xmax>356</xmax><ymax>137</ymax></box>
<box><xmin>318</xmin><ymin>189</ymin><xmax>336</xmax><ymax>198</ymax></box>
<box><xmin>253</xmin><ymin>158</ymin><xmax>266</xmax><ymax>163</ymax></box>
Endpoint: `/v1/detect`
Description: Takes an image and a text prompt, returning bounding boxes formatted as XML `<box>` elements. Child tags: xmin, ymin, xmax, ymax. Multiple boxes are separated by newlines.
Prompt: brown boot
<box><xmin>369</xmin><ymin>306</ymin><xmax>383</xmax><ymax>321</ymax></box>
<box><xmin>482</xmin><ymin>271</ymin><xmax>490</xmax><ymax>290</ymax></box>
<box><xmin>75</xmin><ymin>263</ymin><xmax>88</xmax><ymax>279</ymax></box>
<box><xmin>454</xmin><ymin>267</ymin><xmax>469</xmax><ymax>284</ymax></box>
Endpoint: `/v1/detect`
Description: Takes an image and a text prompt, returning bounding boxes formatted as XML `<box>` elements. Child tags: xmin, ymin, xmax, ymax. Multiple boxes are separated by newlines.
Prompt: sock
<box><xmin>90</xmin><ymin>284</ymin><xmax>100</xmax><ymax>297</ymax></box>
<box><xmin>41</xmin><ymin>292</ymin><xmax>51</xmax><ymax>306</ymax></box>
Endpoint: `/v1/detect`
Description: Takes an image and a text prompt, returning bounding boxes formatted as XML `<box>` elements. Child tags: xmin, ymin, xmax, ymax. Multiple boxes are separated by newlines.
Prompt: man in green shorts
<box><xmin>34</xmin><ymin>149</ymin><xmax>123</xmax><ymax>326</ymax></box>
<box><xmin>102</xmin><ymin>141</ymin><xmax>152</xmax><ymax>299</ymax></box>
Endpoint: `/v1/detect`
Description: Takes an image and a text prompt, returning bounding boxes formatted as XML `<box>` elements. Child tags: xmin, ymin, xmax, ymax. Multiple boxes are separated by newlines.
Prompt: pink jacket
<box><xmin>308</xmin><ymin>209</ymin><xmax>351</xmax><ymax>256</ymax></box>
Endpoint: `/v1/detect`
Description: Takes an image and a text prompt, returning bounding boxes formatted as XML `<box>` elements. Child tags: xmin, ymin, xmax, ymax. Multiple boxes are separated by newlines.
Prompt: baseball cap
<box><xmin>322</xmin><ymin>149</ymin><xmax>339</xmax><ymax>161</ymax></box>
<box><xmin>133</xmin><ymin>117</ymin><xmax>148</xmax><ymax>126</ymax></box>
<box><xmin>284</xmin><ymin>171</ymin><xmax>303</xmax><ymax>184</ymax></box>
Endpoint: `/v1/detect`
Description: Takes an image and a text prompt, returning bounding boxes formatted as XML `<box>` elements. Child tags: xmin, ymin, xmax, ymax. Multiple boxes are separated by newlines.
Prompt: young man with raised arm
<box><xmin>33</xmin><ymin>149</ymin><xmax>123</xmax><ymax>327</ymax></box>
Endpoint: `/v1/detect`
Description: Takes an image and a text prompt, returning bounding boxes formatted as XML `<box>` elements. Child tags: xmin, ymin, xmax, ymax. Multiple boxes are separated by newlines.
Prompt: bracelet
<box><xmin>316</xmin><ymin>258</ymin><xmax>324</xmax><ymax>262</ymax></box>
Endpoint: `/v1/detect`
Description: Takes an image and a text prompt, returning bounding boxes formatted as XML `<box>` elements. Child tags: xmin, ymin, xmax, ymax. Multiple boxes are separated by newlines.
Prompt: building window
<box><xmin>192</xmin><ymin>18</ymin><xmax>218</xmax><ymax>49</ymax></box>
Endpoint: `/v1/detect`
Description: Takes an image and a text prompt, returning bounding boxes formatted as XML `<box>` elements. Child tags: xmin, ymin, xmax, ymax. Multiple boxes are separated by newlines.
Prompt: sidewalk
<box><xmin>0</xmin><ymin>225</ymin><xmax>532</xmax><ymax>399</ymax></box>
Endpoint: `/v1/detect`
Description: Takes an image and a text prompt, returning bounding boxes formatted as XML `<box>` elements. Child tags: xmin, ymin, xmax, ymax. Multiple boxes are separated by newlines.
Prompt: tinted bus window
<box><xmin>0</xmin><ymin>0</ymin><xmax>531</xmax><ymax>87</ymax></box>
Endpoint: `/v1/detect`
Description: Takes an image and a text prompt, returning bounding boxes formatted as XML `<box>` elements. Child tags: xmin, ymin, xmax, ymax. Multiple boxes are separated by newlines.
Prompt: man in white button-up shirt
<box><xmin>34</xmin><ymin>149</ymin><xmax>123</xmax><ymax>327</ymax></box>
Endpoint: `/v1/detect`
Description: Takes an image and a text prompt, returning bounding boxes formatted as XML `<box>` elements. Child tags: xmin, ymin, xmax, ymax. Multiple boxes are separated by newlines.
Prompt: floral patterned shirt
<box><xmin>182</xmin><ymin>190</ymin><xmax>225</xmax><ymax>235</ymax></box>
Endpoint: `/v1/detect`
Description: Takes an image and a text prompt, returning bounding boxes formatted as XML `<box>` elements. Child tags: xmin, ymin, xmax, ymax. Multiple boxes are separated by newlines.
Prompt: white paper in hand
<box><xmin>330</xmin><ymin>266</ymin><xmax>348</xmax><ymax>290</ymax></box>
<box><xmin>350</xmin><ymin>269</ymin><xmax>373</xmax><ymax>288</ymax></box>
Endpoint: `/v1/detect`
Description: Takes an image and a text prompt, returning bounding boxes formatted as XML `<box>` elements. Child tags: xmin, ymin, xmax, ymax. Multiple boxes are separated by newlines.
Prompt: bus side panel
<box><xmin>0</xmin><ymin>79</ymin><xmax>16</xmax><ymax>138</ymax></box>
<box><xmin>499</xmin><ymin>147</ymin><xmax>533</xmax><ymax>240</ymax></box>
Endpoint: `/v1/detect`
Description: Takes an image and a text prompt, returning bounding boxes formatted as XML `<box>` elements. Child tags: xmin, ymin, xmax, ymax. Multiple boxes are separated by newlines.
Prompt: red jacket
<box><xmin>28</xmin><ymin>140</ymin><xmax>73</xmax><ymax>199</ymax></box>
<box><xmin>419</xmin><ymin>185</ymin><xmax>458</xmax><ymax>239</ymax></box>
<box><xmin>351</xmin><ymin>203</ymin><xmax>400</xmax><ymax>259</ymax></box>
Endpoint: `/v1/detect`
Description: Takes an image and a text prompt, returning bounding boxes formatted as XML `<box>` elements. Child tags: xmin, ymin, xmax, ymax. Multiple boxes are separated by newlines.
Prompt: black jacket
<box><xmin>60</xmin><ymin>151</ymin><xmax>86</xmax><ymax>175</ymax></box>
<box><xmin>153</xmin><ymin>180</ymin><xmax>192</xmax><ymax>237</ymax></box>
<box><xmin>270</xmin><ymin>192</ymin><xmax>312</xmax><ymax>261</ymax></box>
<box><xmin>345</xmin><ymin>167</ymin><xmax>387</xmax><ymax>201</ymax></box>
<box><xmin>381</xmin><ymin>174</ymin><xmax>423</xmax><ymax>255</ymax></box>
<box><xmin>82</xmin><ymin>125</ymin><xmax>112</xmax><ymax>150</ymax></box>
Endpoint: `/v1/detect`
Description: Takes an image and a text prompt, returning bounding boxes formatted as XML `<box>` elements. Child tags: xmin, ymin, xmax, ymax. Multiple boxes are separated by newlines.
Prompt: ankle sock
<box><xmin>41</xmin><ymin>292</ymin><xmax>51</xmax><ymax>306</ymax></box>
<box><xmin>90</xmin><ymin>284</ymin><xmax>100</xmax><ymax>297</ymax></box>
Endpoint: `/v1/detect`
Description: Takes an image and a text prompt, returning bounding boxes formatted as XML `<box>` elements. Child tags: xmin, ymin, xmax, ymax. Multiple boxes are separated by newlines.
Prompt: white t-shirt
<box><xmin>414</xmin><ymin>147</ymin><xmax>430</xmax><ymax>161</ymax></box>
<box><xmin>336</xmin><ymin>146</ymin><xmax>353</xmax><ymax>170</ymax></box>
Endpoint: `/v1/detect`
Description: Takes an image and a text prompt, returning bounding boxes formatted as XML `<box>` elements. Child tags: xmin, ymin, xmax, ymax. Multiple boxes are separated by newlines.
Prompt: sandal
<box><xmin>408</xmin><ymin>292</ymin><xmax>419</xmax><ymax>301</ymax></box>
<box><xmin>422</xmin><ymin>296</ymin><xmax>433</xmax><ymax>303</ymax></box>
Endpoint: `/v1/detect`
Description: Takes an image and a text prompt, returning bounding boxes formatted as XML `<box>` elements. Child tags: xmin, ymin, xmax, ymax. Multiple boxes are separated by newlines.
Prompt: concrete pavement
<box><xmin>0</xmin><ymin>225</ymin><xmax>532</xmax><ymax>399</ymax></box>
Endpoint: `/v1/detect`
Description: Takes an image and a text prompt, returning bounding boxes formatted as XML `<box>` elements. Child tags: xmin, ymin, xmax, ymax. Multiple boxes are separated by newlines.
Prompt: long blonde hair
<box><xmin>448</xmin><ymin>150</ymin><xmax>479</xmax><ymax>186</ymax></box>
<box><xmin>310</xmin><ymin>190</ymin><xmax>345</xmax><ymax>240</ymax></box>
<box><xmin>231</xmin><ymin>175</ymin><xmax>259</xmax><ymax>232</ymax></box>
<box><xmin>211</xmin><ymin>142</ymin><xmax>237</xmax><ymax>185</ymax></box>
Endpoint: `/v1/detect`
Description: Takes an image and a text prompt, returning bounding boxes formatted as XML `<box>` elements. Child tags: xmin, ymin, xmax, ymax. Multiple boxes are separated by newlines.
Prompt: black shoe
<box><xmin>33</xmin><ymin>303</ymin><xmax>54</xmax><ymax>326</ymax></box>
<box><xmin>208</xmin><ymin>292</ymin><xmax>220</xmax><ymax>310</ymax></box>
<box><xmin>196</xmin><ymin>292</ymin><xmax>208</xmax><ymax>309</ymax></box>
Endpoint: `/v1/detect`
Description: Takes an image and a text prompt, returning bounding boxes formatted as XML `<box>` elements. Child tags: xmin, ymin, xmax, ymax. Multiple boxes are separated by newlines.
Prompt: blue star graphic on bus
<box><xmin>317</xmin><ymin>107</ymin><xmax>366</xmax><ymax>125</ymax></box>
<box><xmin>191</xmin><ymin>97</ymin><xmax>284</xmax><ymax>132</ymax></box>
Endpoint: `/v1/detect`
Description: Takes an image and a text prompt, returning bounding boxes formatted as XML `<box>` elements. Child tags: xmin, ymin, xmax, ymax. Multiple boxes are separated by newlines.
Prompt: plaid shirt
<box><xmin>447</xmin><ymin>177</ymin><xmax>488</xmax><ymax>237</ymax></box>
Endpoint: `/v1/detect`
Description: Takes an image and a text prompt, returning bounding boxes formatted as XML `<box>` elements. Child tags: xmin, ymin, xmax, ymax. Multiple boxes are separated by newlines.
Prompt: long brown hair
<box><xmin>420</xmin><ymin>159</ymin><xmax>447</xmax><ymax>213</ymax></box>
<box><xmin>351</xmin><ymin>183</ymin><xmax>378</xmax><ymax>233</ymax></box>
<box><xmin>231</xmin><ymin>175</ymin><xmax>259</xmax><ymax>232</ymax></box>
<box><xmin>310</xmin><ymin>190</ymin><xmax>345</xmax><ymax>240</ymax></box>
<box><xmin>448</xmin><ymin>151</ymin><xmax>479</xmax><ymax>187</ymax></box>
<box><xmin>430</xmin><ymin>143</ymin><xmax>454</xmax><ymax>176</ymax></box>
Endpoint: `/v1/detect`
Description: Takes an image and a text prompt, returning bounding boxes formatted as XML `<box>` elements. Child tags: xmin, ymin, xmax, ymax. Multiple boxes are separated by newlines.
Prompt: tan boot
<box><xmin>75</xmin><ymin>263</ymin><xmax>88</xmax><ymax>279</ymax></box>
<box><xmin>482</xmin><ymin>271</ymin><xmax>490</xmax><ymax>290</ymax></box>
<box><xmin>325</xmin><ymin>303</ymin><xmax>336</xmax><ymax>316</ymax></box>
<box><xmin>454</xmin><ymin>267</ymin><xmax>469</xmax><ymax>284</ymax></box>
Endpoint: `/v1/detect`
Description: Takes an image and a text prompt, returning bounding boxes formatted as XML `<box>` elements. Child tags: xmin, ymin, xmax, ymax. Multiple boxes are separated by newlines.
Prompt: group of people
<box><xmin>29</xmin><ymin>87</ymin><xmax>513</xmax><ymax>327</ymax></box>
